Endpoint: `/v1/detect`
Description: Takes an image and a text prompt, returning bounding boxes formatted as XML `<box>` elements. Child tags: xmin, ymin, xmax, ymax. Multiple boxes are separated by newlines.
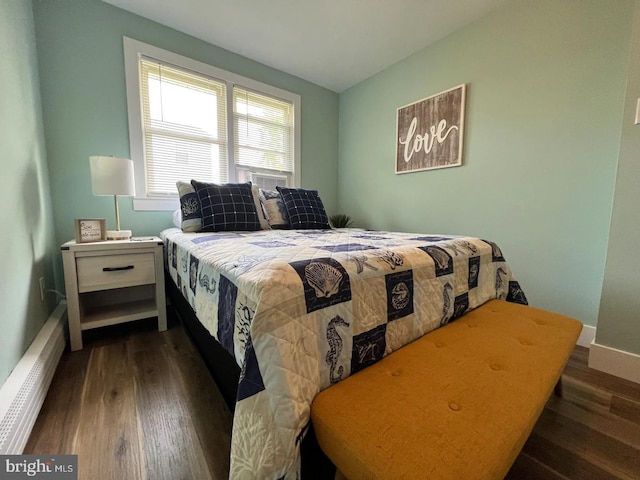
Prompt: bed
<box><xmin>160</xmin><ymin>226</ymin><xmax>527</xmax><ymax>479</ymax></box>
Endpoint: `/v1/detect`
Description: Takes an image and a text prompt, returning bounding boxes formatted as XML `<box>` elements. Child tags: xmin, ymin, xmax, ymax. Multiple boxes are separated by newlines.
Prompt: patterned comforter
<box><xmin>160</xmin><ymin>227</ymin><xmax>527</xmax><ymax>479</ymax></box>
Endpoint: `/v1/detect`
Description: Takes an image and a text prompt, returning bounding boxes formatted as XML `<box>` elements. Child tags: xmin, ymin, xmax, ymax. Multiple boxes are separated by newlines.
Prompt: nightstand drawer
<box><xmin>77</xmin><ymin>252</ymin><xmax>155</xmax><ymax>292</ymax></box>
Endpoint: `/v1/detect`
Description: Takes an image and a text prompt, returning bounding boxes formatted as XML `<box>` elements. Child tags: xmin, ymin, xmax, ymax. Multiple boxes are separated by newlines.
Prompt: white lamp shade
<box><xmin>89</xmin><ymin>156</ymin><xmax>136</xmax><ymax>196</ymax></box>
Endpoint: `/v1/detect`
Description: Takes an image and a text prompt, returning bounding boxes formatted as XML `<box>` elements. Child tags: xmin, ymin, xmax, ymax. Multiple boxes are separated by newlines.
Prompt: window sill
<box><xmin>133</xmin><ymin>197</ymin><xmax>179</xmax><ymax>211</ymax></box>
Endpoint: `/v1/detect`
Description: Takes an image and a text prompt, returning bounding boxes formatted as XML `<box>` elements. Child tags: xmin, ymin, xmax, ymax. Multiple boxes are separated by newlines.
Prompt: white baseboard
<box><xmin>576</xmin><ymin>324</ymin><xmax>596</xmax><ymax>349</ymax></box>
<box><xmin>0</xmin><ymin>301</ymin><xmax>67</xmax><ymax>454</ymax></box>
<box><xmin>589</xmin><ymin>341</ymin><xmax>640</xmax><ymax>384</ymax></box>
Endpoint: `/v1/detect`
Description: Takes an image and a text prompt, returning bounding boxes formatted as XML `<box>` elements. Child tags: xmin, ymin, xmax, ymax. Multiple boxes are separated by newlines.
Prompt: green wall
<box><xmin>0</xmin><ymin>0</ymin><xmax>57</xmax><ymax>384</ymax></box>
<box><xmin>338</xmin><ymin>0</ymin><xmax>634</xmax><ymax>327</ymax></box>
<box><xmin>23</xmin><ymin>0</ymin><xmax>640</xmax><ymax>363</ymax></box>
<box><xmin>597</xmin><ymin>2</ymin><xmax>640</xmax><ymax>354</ymax></box>
<box><xmin>32</xmin><ymin>0</ymin><xmax>339</xmax><ymax>291</ymax></box>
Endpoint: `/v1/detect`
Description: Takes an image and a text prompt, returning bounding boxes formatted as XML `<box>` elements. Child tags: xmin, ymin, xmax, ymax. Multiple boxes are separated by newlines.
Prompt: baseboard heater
<box><xmin>0</xmin><ymin>301</ymin><xmax>67</xmax><ymax>454</ymax></box>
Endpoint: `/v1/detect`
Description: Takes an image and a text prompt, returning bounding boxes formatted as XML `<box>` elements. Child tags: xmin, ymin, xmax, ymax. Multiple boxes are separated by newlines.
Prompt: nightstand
<box><xmin>61</xmin><ymin>237</ymin><xmax>167</xmax><ymax>351</ymax></box>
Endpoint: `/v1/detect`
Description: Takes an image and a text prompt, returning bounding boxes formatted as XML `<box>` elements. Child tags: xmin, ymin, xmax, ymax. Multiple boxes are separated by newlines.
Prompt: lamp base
<box><xmin>107</xmin><ymin>229</ymin><xmax>132</xmax><ymax>241</ymax></box>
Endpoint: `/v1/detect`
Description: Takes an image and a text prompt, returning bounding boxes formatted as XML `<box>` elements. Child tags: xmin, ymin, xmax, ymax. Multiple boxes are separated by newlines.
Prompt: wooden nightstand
<box><xmin>61</xmin><ymin>237</ymin><xmax>167</xmax><ymax>351</ymax></box>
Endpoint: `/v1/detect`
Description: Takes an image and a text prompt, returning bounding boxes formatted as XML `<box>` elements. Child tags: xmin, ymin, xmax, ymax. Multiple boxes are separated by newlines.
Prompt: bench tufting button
<box><xmin>391</xmin><ymin>371</ymin><xmax>400</xmax><ymax>377</ymax></box>
<box><xmin>449</xmin><ymin>402</ymin><xmax>460</xmax><ymax>411</ymax></box>
<box><xmin>519</xmin><ymin>339</ymin><xmax>531</xmax><ymax>346</ymax></box>
<box><xmin>490</xmin><ymin>364</ymin><xmax>501</xmax><ymax>371</ymax></box>
<box><xmin>434</xmin><ymin>342</ymin><xmax>445</xmax><ymax>348</ymax></box>
<box><xmin>466</xmin><ymin>323</ymin><xmax>477</xmax><ymax>328</ymax></box>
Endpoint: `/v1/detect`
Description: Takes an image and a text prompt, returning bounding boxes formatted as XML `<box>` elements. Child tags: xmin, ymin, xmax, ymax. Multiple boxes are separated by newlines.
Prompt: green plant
<box><xmin>329</xmin><ymin>214</ymin><xmax>353</xmax><ymax>228</ymax></box>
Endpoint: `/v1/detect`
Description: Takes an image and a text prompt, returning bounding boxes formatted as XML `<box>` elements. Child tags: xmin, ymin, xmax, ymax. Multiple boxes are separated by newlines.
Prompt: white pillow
<box><xmin>172</xmin><ymin>209</ymin><xmax>182</xmax><ymax>228</ymax></box>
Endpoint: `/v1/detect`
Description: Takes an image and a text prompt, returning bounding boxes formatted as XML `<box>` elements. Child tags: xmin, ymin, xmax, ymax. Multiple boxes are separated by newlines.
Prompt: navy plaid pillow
<box><xmin>276</xmin><ymin>187</ymin><xmax>331</xmax><ymax>229</ymax></box>
<box><xmin>191</xmin><ymin>181</ymin><xmax>261</xmax><ymax>232</ymax></box>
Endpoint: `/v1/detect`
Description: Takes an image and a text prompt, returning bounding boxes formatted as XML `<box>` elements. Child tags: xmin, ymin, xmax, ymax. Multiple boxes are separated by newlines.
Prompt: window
<box><xmin>124</xmin><ymin>38</ymin><xmax>301</xmax><ymax>210</ymax></box>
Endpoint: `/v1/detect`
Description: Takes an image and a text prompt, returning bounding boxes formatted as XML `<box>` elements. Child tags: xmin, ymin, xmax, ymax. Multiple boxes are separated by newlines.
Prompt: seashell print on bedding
<box><xmin>458</xmin><ymin>240</ymin><xmax>479</xmax><ymax>254</ymax></box>
<box><xmin>289</xmin><ymin>257</ymin><xmax>352</xmax><ymax>313</ymax></box>
<box><xmin>160</xmin><ymin>227</ymin><xmax>528</xmax><ymax>480</ymax></box>
<box><xmin>438</xmin><ymin>239</ymin><xmax>479</xmax><ymax>257</ymax></box>
<box><xmin>391</xmin><ymin>282</ymin><xmax>410</xmax><ymax>310</ymax></box>
<box><xmin>386</xmin><ymin>269</ymin><xmax>414</xmax><ymax>321</ymax></box>
<box><xmin>418</xmin><ymin>245</ymin><xmax>454</xmax><ymax>276</ymax></box>
<box><xmin>482</xmin><ymin>239</ymin><xmax>506</xmax><ymax>262</ymax></box>
<box><xmin>189</xmin><ymin>254</ymin><xmax>199</xmax><ymax>295</ymax></box>
<box><xmin>426</xmin><ymin>247</ymin><xmax>450</xmax><ymax>270</ymax></box>
<box><xmin>305</xmin><ymin>262</ymin><xmax>343</xmax><ymax>298</ymax></box>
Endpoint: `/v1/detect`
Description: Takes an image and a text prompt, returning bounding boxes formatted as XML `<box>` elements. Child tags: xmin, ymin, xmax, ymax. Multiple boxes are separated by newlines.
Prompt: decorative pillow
<box><xmin>259</xmin><ymin>188</ymin><xmax>289</xmax><ymax>228</ymax></box>
<box><xmin>251</xmin><ymin>183</ymin><xmax>271</xmax><ymax>230</ymax></box>
<box><xmin>176</xmin><ymin>181</ymin><xmax>202</xmax><ymax>232</ymax></box>
<box><xmin>191</xmin><ymin>180</ymin><xmax>261</xmax><ymax>232</ymax></box>
<box><xmin>172</xmin><ymin>209</ymin><xmax>182</xmax><ymax>228</ymax></box>
<box><xmin>276</xmin><ymin>186</ymin><xmax>331</xmax><ymax>229</ymax></box>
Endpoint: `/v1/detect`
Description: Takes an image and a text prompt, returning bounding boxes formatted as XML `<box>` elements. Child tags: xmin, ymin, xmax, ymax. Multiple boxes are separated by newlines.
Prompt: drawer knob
<box><xmin>102</xmin><ymin>265</ymin><xmax>135</xmax><ymax>272</ymax></box>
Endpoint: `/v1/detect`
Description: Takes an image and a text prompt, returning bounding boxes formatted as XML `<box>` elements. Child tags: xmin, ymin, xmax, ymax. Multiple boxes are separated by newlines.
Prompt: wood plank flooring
<box><xmin>506</xmin><ymin>346</ymin><xmax>640</xmax><ymax>480</ymax></box>
<box><xmin>25</xmin><ymin>309</ymin><xmax>640</xmax><ymax>479</ymax></box>
<box><xmin>24</xmin><ymin>311</ymin><xmax>232</xmax><ymax>480</ymax></box>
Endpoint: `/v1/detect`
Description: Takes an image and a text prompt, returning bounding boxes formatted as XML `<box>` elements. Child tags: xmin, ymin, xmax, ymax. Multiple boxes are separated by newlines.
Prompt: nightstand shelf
<box><xmin>62</xmin><ymin>237</ymin><xmax>167</xmax><ymax>351</ymax></box>
<box><xmin>80</xmin><ymin>298</ymin><xmax>158</xmax><ymax>330</ymax></box>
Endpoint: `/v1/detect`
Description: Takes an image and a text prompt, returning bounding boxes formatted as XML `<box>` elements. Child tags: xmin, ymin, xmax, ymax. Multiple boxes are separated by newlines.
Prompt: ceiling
<box><xmin>103</xmin><ymin>0</ymin><xmax>507</xmax><ymax>92</ymax></box>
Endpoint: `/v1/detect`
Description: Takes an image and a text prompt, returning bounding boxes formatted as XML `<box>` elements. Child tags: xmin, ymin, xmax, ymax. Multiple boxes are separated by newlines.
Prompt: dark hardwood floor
<box><xmin>24</xmin><ymin>310</ymin><xmax>233</xmax><ymax>480</ymax></box>
<box><xmin>25</xmin><ymin>309</ymin><xmax>640</xmax><ymax>479</ymax></box>
<box><xmin>506</xmin><ymin>346</ymin><xmax>640</xmax><ymax>480</ymax></box>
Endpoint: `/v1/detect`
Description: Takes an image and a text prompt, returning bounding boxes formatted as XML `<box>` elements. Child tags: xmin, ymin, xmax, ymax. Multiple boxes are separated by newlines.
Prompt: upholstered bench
<box><xmin>310</xmin><ymin>299</ymin><xmax>582</xmax><ymax>480</ymax></box>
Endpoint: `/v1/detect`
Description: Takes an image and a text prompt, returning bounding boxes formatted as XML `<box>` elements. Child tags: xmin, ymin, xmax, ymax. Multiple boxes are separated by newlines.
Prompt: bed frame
<box><xmin>166</xmin><ymin>275</ymin><xmax>335</xmax><ymax>479</ymax></box>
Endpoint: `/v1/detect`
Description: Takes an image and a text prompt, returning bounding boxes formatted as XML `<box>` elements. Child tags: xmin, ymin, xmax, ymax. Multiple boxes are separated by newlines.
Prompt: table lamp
<box><xmin>89</xmin><ymin>156</ymin><xmax>136</xmax><ymax>240</ymax></box>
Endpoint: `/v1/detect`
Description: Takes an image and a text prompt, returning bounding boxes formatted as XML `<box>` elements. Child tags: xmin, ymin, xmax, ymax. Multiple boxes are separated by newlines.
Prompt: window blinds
<box><xmin>140</xmin><ymin>58</ymin><xmax>228</xmax><ymax>196</ymax></box>
<box><xmin>139</xmin><ymin>57</ymin><xmax>295</xmax><ymax>197</ymax></box>
<box><xmin>233</xmin><ymin>88</ymin><xmax>294</xmax><ymax>175</ymax></box>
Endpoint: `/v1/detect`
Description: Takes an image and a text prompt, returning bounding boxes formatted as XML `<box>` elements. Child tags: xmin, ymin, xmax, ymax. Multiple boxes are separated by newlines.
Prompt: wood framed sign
<box><xmin>395</xmin><ymin>84</ymin><xmax>466</xmax><ymax>174</ymax></box>
<box><xmin>75</xmin><ymin>218</ymin><xmax>107</xmax><ymax>243</ymax></box>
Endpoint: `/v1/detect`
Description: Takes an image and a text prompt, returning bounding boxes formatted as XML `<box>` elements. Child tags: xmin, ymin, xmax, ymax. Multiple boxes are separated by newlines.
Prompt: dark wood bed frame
<box><xmin>166</xmin><ymin>275</ymin><xmax>336</xmax><ymax>479</ymax></box>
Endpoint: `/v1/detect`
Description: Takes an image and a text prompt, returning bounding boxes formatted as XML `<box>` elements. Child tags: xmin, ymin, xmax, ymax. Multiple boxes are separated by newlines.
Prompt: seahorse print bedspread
<box><xmin>161</xmin><ymin>227</ymin><xmax>527</xmax><ymax>479</ymax></box>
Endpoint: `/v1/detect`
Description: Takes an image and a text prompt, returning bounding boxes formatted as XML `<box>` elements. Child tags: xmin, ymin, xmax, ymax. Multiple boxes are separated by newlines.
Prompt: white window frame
<box><xmin>123</xmin><ymin>37</ymin><xmax>301</xmax><ymax>211</ymax></box>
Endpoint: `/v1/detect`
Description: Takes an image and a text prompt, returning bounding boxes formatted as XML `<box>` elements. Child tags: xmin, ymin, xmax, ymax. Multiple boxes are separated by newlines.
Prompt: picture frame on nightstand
<box><xmin>74</xmin><ymin>218</ymin><xmax>107</xmax><ymax>243</ymax></box>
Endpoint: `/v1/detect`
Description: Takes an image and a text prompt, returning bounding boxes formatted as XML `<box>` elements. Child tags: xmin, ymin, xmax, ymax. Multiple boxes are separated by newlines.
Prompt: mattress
<box><xmin>160</xmin><ymin>227</ymin><xmax>527</xmax><ymax>479</ymax></box>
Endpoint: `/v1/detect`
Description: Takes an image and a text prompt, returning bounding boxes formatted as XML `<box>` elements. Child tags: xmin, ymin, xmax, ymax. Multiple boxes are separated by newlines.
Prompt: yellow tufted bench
<box><xmin>311</xmin><ymin>300</ymin><xmax>582</xmax><ymax>480</ymax></box>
